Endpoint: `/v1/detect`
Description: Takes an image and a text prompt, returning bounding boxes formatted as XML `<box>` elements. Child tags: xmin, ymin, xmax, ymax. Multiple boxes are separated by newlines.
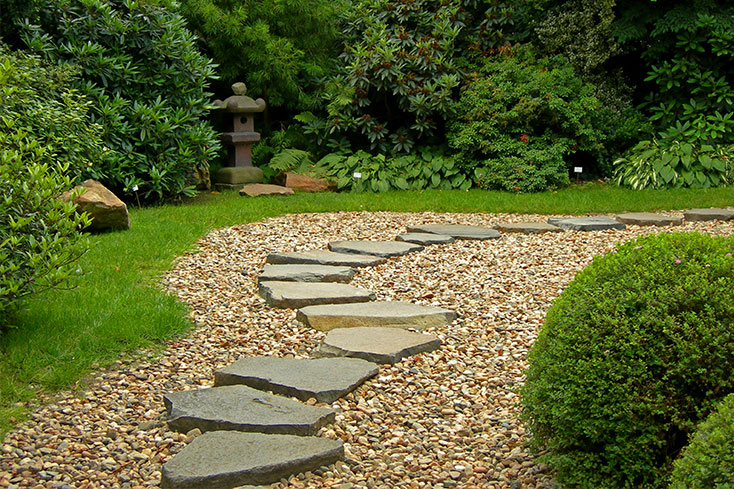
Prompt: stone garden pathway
<box><xmin>1</xmin><ymin>209</ymin><xmax>732</xmax><ymax>489</ymax></box>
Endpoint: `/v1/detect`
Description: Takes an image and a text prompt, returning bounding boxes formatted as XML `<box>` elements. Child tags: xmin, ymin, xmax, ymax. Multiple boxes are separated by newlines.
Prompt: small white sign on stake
<box><xmin>132</xmin><ymin>185</ymin><xmax>139</xmax><ymax>191</ymax></box>
<box><xmin>574</xmin><ymin>167</ymin><xmax>583</xmax><ymax>173</ymax></box>
<box><xmin>353</xmin><ymin>172</ymin><xmax>362</xmax><ymax>179</ymax></box>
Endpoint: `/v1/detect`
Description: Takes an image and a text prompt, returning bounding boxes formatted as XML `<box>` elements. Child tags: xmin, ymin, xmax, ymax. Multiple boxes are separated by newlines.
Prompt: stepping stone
<box><xmin>684</xmin><ymin>208</ymin><xmax>734</xmax><ymax>221</ymax></box>
<box><xmin>258</xmin><ymin>281</ymin><xmax>375</xmax><ymax>308</ymax></box>
<box><xmin>266</xmin><ymin>250</ymin><xmax>386</xmax><ymax>267</ymax></box>
<box><xmin>312</xmin><ymin>327</ymin><xmax>440</xmax><ymax>365</ymax></box>
<box><xmin>258</xmin><ymin>264</ymin><xmax>356</xmax><ymax>284</ymax></box>
<box><xmin>328</xmin><ymin>240</ymin><xmax>423</xmax><ymax>257</ymax></box>
<box><xmin>239</xmin><ymin>183</ymin><xmax>294</xmax><ymax>197</ymax></box>
<box><xmin>160</xmin><ymin>431</ymin><xmax>343</xmax><ymax>489</ymax></box>
<box><xmin>547</xmin><ymin>216</ymin><xmax>626</xmax><ymax>231</ymax></box>
<box><xmin>163</xmin><ymin>385</ymin><xmax>335</xmax><ymax>436</ymax></box>
<box><xmin>493</xmin><ymin>222</ymin><xmax>563</xmax><ymax>234</ymax></box>
<box><xmin>214</xmin><ymin>357</ymin><xmax>378</xmax><ymax>403</ymax></box>
<box><xmin>396</xmin><ymin>233</ymin><xmax>455</xmax><ymax>245</ymax></box>
<box><xmin>296</xmin><ymin>301</ymin><xmax>457</xmax><ymax>332</ymax></box>
<box><xmin>406</xmin><ymin>224</ymin><xmax>500</xmax><ymax>240</ymax></box>
<box><xmin>615</xmin><ymin>212</ymin><xmax>683</xmax><ymax>226</ymax></box>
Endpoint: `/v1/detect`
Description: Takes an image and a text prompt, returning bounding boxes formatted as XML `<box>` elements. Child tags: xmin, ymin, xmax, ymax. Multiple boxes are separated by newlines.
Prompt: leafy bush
<box><xmin>178</xmin><ymin>0</ymin><xmax>345</xmax><ymax>110</ymax></box>
<box><xmin>22</xmin><ymin>0</ymin><xmax>220</xmax><ymax>201</ymax></box>
<box><xmin>448</xmin><ymin>46</ymin><xmax>607</xmax><ymax>192</ymax></box>
<box><xmin>670</xmin><ymin>393</ymin><xmax>734</xmax><ymax>489</ymax></box>
<box><xmin>614</xmin><ymin>139</ymin><xmax>733</xmax><ymax>189</ymax></box>
<box><xmin>522</xmin><ymin>232</ymin><xmax>734</xmax><ymax>488</ymax></box>
<box><xmin>313</xmin><ymin>0</ymin><xmax>468</xmax><ymax>153</ymax></box>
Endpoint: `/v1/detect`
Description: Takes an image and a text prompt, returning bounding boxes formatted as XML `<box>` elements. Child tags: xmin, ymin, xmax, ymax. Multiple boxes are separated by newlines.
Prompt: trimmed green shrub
<box><xmin>448</xmin><ymin>46</ymin><xmax>607</xmax><ymax>192</ymax></box>
<box><xmin>522</xmin><ymin>232</ymin><xmax>734</xmax><ymax>488</ymax></box>
<box><xmin>670</xmin><ymin>393</ymin><xmax>734</xmax><ymax>489</ymax></box>
<box><xmin>22</xmin><ymin>0</ymin><xmax>220</xmax><ymax>201</ymax></box>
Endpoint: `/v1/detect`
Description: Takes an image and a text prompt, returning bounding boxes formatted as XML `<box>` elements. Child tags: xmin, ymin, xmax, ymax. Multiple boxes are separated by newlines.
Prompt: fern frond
<box><xmin>268</xmin><ymin>148</ymin><xmax>314</xmax><ymax>172</ymax></box>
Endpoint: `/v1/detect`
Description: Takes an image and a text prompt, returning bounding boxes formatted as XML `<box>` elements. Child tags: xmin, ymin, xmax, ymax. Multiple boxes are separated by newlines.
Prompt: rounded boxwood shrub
<box><xmin>22</xmin><ymin>0</ymin><xmax>220</xmax><ymax>201</ymax></box>
<box><xmin>670</xmin><ymin>393</ymin><xmax>734</xmax><ymax>489</ymax></box>
<box><xmin>521</xmin><ymin>232</ymin><xmax>734</xmax><ymax>488</ymax></box>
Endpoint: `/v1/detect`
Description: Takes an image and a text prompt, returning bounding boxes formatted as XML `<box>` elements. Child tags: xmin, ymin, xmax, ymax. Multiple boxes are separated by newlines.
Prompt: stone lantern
<box><xmin>212</xmin><ymin>82</ymin><xmax>266</xmax><ymax>188</ymax></box>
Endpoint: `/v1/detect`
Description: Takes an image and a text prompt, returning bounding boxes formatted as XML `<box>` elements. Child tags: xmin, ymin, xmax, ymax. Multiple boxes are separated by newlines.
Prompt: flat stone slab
<box><xmin>258</xmin><ymin>264</ymin><xmax>356</xmax><ymax>284</ymax></box>
<box><xmin>164</xmin><ymin>385</ymin><xmax>335</xmax><ymax>436</ymax></box>
<box><xmin>406</xmin><ymin>224</ymin><xmax>500</xmax><ymax>240</ymax></box>
<box><xmin>296</xmin><ymin>301</ymin><xmax>457</xmax><ymax>332</ymax></box>
<box><xmin>214</xmin><ymin>357</ymin><xmax>378</xmax><ymax>403</ymax></box>
<box><xmin>547</xmin><ymin>217</ymin><xmax>626</xmax><ymax>231</ymax></box>
<box><xmin>328</xmin><ymin>240</ymin><xmax>423</xmax><ymax>257</ymax></box>
<box><xmin>240</xmin><ymin>184</ymin><xmax>294</xmax><ymax>197</ymax></box>
<box><xmin>313</xmin><ymin>327</ymin><xmax>440</xmax><ymax>365</ymax></box>
<box><xmin>395</xmin><ymin>233</ymin><xmax>455</xmax><ymax>245</ymax></box>
<box><xmin>160</xmin><ymin>431</ymin><xmax>343</xmax><ymax>489</ymax></box>
<box><xmin>493</xmin><ymin>222</ymin><xmax>563</xmax><ymax>234</ymax></box>
<box><xmin>684</xmin><ymin>208</ymin><xmax>734</xmax><ymax>221</ymax></box>
<box><xmin>615</xmin><ymin>212</ymin><xmax>683</xmax><ymax>226</ymax></box>
<box><xmin>258</xmin><ymin>281</ymin><xmax>375</xmax><ymax>308</ymax></box>
<box><xmin>266</xmin><ymin>250</ymin><xmax>386</xmax><ymax>267</ymax></box>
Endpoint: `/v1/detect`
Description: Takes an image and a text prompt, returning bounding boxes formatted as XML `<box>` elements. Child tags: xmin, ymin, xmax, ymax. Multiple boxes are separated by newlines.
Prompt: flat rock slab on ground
<box><xmin>266</xmin><ymin>250</ymin><xmax>386</xmax><ymax>267</ymax></box>
<box><xmin>163</xmin><ymin>385</ymin><xmax>335</xmax><ymax>436</ymax></box>
<box><xmin>214</xmin><ymin>357</ymin><xmax>378</xmax><ymax>403</ymax></box>
<box><xmin>547</xmin><ymin>216</ymin><xmax>626</xmax><ymax>231</ymax></box>
<box><xmin>312</xmin><ymin>327</ymin><xmax>440</xmax><ymax>365</ymax></box>
<box><xmin>160</xmin><ymin>431</ymin><xmax>343</xmax><ymax>489</ymax></box>
<box><xmin>395</xmin><ymin>233</ymin><xmax>455</xmax><ymax>245</ymax></box>
<box><xmin>328</xmin><ymin>240</ymin><xmax>423</xmax><ymax>257</ymax></box>
<box><xmin>296</xmin><ymin>301</ymin><xmax>457</xmax><ymax>332</ymax></box>
<box><xmin>406</xmin><ymin>224</ymin><xmax>500</xmax><ymax>240</ymax></box>
<box><xmin>684</xmin><ymin>208</ymin><xmax>734</xmax><ymax>221</ymax></box>
<box><xmin>493</xmin><ymin>222</ymin><xmax>562</xmax><ymax>234</ymax></box>
<box><xmin>258</xmin><ymin>281</ymin><xmax>375</xmax><ymax>308</ymax></box>
<box><xmin>240</xmin><ymin>184</ymin><xmax>294</xmax><ymax>197</ymax></box>
<box><xmin>258</xmin><ymin>264</ymin><xmax>357</xmax><ymax>284</ymax></box>
<box><xmin>615</xmin><ymin>212</ymin><xmax>683</xmax><ymax>226</ymax></box>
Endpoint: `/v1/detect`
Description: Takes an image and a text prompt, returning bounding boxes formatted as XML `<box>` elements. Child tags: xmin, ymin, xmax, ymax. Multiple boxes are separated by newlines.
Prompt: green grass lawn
<box><xmin>1</xmin><ymin>183</ymin><xmax>733</xmax><ymax>437</ymax></box>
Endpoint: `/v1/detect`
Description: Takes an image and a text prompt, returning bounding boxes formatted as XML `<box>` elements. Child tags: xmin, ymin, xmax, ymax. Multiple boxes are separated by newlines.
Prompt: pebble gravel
<box><xmin>1</xmin><ymin>211</ymin><xmax>732</xmax><ymax>489</ymax></box>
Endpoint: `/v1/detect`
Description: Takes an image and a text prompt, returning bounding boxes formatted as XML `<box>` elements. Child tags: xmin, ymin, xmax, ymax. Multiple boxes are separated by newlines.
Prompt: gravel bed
<box><xmin>1</xmin><ymin>211</ymin><xmax>732</xmax><ymax>489</ymax></box>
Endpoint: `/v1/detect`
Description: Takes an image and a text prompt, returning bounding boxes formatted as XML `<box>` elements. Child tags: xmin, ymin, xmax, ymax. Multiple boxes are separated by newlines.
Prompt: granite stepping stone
<box><xmin>257</xmin><ymin>264</ymin><xmax>356</xmax><ymax>284</ymax></box>
<box><xmin>547</xmin><ymin>216</ymin><xmax>626</xmax><ymax>231</ymax></box>
<box><xmin>266</xmin><ymin>249</ymin><xmax>386</xmax><ymax>267</ymax></box>
<box><xmin>327</xmin><ymin>240</ymin><xmax>423</xmax><ymax>257</ymax></box>
<box><xmin>396</xmin><ymin>233</ymin><xmax>455</xmax><ymax>245</ymax></box>
<box><xmin>406</xmin><ymin>224</ymin><xmax>500</xmax><ymax>240</ymax></box>
<box><xmin>214</xmin><ymin>356</ymin><xmax>378</xmax><ymax>403</ymax></box>
<box><xmin>160</xmin><ymin>431</ymin><xmax>343</xmax><ymax>489</ymax></box>
<box><xmin>312</xmin><ymin>327</ymin><xmax>440</xmax><ymax>365</ymax></box>
<box><xmin>258</xmin><ymin>281</ymin><xmax>375</xmax><ymax>309</ymax></box>
<box><xmin>493</xmin><ymin>222</ymin><xmax>562</xmax><ymax>234</ymax></box>
<box><xmin>239</xmin><ymin>184</ymin><xmax>294</xmax><ymax>197</ymax></box>
<box><xmin>296</xmin><ymin>301</ymin><xmax>457</xmax><ymax>332</ymax></box>
<box><xmin>615</xmin><ymin>212</ymin><xmax>683</xmax><ymax>226</ymax></box>
<box><xmin>684</xmin><ymin>208</ymin><xmax>734</xmax><ymax>221</ymax></box>
<box><xmin>163</xmin><ymin>385</ymin><xmax>335</xmax><ymax>436</ymax></box>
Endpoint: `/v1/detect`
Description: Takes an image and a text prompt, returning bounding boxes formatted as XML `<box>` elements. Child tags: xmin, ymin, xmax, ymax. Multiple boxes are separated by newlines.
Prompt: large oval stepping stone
<box><xmin>684</xmin><ymin>208</ymin><xmax>734</xmax><ymax>221</ymax></box>
<box><xmin>406</xmin><ymin>224</ymin><xmax>500</xmax><ymax>240</ymax></box>
<box><xmin>266</xmin><ymin>250</ymin><xmax>386</xmax><ymax>267</ymax></box>
<box><xmin>258</xmin><ymin>264</ymin><xmax>356</xmax><ymax>284</ymax></box>
<box><xmin>163</xmin><ymin>385</ymin><xmax>335</xmax><ymax>436</ymax></box>
<box><xmin>312</xmin><ymin>327</ymin><xmax>440</xmax><ymax>365</ymax></box>
<box><xmin>615</xmin><ymin>212</ymin><xmax>683</xmax><ymax>226</ymax></box>
<box><xmin>396</xmin><ymin>233</ymin><xmax>455</xmax><ymax>245</ymax></box>
<box><xmin>327</xmin><ymin>240</ymin><xmax>423</xmax><ymax>257</ymax></box>
<box><xmin>296</xmin><ymin>301</ymin><xmax>457</xmax><ymax>331</ymax></box>
<box><xmin>160</xmin><ymin>431</ymin><xmax>343</xmax><ymax>489</ymax></box>
<box><xmin>214</xmin><ymin>357</ymin><xmax>378</xmax><ymax>403</ymax></box>
<box><xmin>258</xmin><ymin>281</ymin><xmax>375</xmax><ymax>309</ymax></box>
<box><xmin>493</xmin><ymin>222</ymin><xmax>562</xmax><ymax>234</ymax></box>
<box><xmin>547</xmin><ymin>216</ymin><xmax>626</xmax><ymax>231</ymax></box>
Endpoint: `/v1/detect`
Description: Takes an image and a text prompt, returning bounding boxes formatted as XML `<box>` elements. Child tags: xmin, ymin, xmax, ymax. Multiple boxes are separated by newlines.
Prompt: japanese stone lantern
<box><xmin>212</xmin><ymin>82</ymin><xmax>266</xmax><ymax>188</ymax></box>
